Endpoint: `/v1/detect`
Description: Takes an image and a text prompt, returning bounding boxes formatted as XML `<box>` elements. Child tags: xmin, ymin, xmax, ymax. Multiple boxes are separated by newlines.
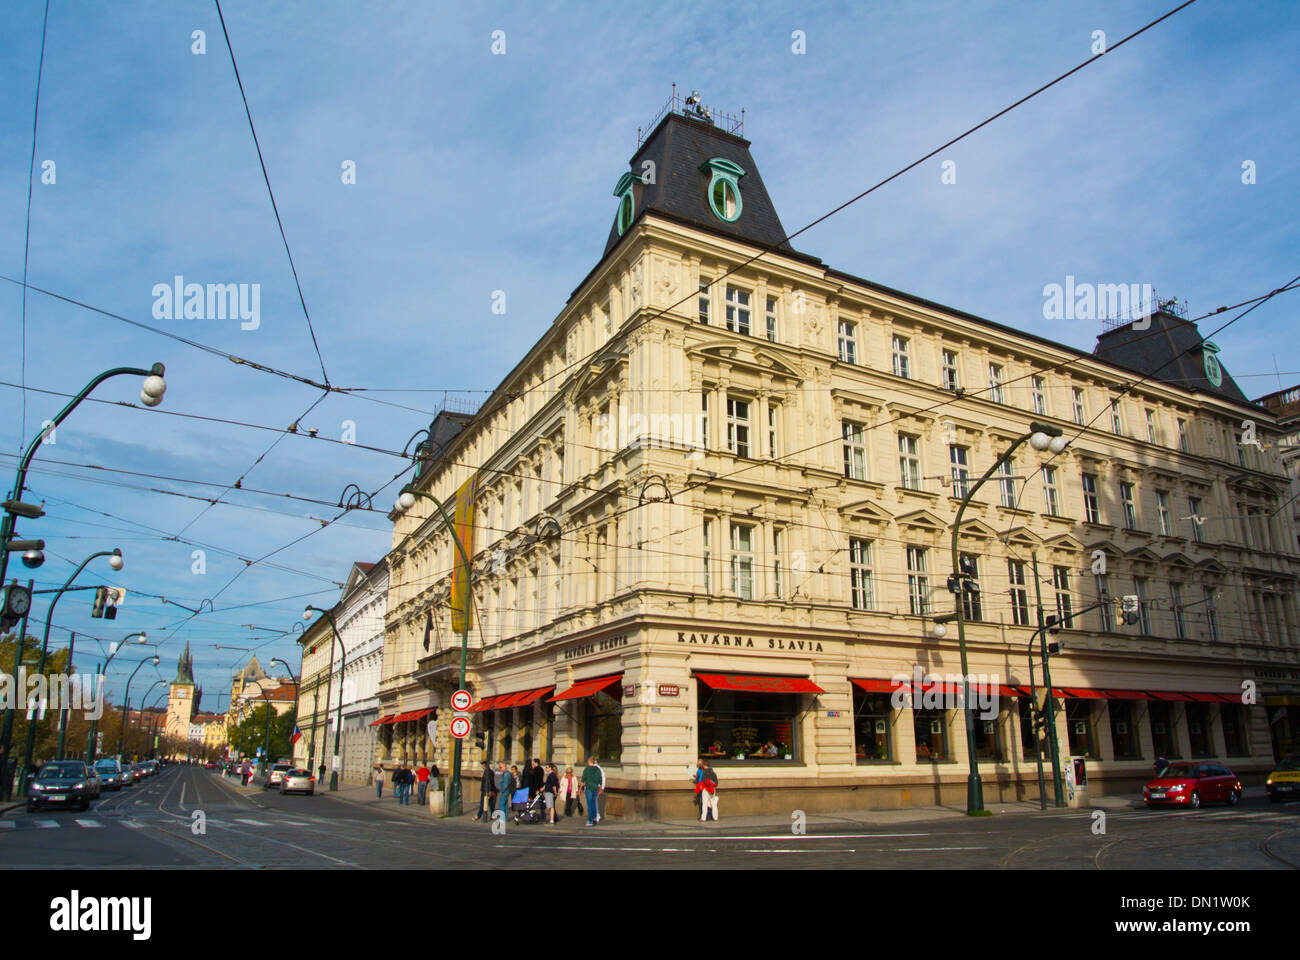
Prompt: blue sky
<box><xmin>1</xmin><ymin>0</ymin><xmax>1297</xmax><ymax>709</ymax></box>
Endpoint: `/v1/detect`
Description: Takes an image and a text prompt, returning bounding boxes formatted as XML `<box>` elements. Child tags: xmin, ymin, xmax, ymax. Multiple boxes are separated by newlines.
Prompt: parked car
<box><xmin>203</xmin><ymin>760</ymin><xmax>217</xmax><ymax>770</ymax></box>
<box><xmin>278</xmin><ymin>768</ymin><xmax>315</xmax><ymax>796</ymax></box>
<box><xmin>92</xmin><ymin>758</ymin><xmax>124</xmax><ymax>791</ymax></box>
<box><xmin>265</xmin><ymin>763</ymin><xmax>294</xmax><ymax>789</ymax></box>
<box><xmin>1267</xmin><ymin>754</ymin><xmax>1300</xmax><ymax>802</ymax></box>
<box><xmin>27</xmin><ymin>760</ymin><xmax>101</xmax><ymax>812</ymax></box>
<box><xmin>1144</xmin><ymin>762</ymin><xmax>1242</xmax><ymax>808</ymax></box>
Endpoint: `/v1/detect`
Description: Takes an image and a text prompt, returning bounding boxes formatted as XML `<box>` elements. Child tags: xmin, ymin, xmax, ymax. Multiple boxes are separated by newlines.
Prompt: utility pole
<box><xmin>1032</xmin><ymin>552</ymin><xmax>1065</xmax><ymax>806</ymax></box>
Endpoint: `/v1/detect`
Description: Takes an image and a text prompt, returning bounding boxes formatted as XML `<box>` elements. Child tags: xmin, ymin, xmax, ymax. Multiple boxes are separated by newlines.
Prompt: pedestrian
<box><xmin>1154</xmin><ymin>756</ymin><xmax>1170</xmax><ymax>778</ymax></box>
<box><xmin>526</xmin><ymin>757</ymin><xmax>544</xmax><ymax>799</ymax></box>
<box><xmin>475</xmin><ymin>760</ymin><xmax>494</xmax><ymax>821</ymax></box>
<box><xmin>558</xmin><ymin>766</ymin><xmax>580</xmax><ymax>819</ymax></box>
<box><xmin>581</xmin><ymin>756</ymin><xmax>603</xmax><ymax>827</ymax></box>
<box><xmin>416</xmin><ymin>761</ymin><xmax>430</xmax><ymax>806</ymax></box>
<box><xmin>543</xmin><ymin>763</ymin><xmax>560</xmax><ymax>824</ymax></box>
<box><xmin>696</xmin><ymin>759</ymin><xmax>719</xmax><ymax>822</ymax></box>
<box><xmin>494</xmin><ymin>761</ymin><xmax>512</xmax><ymax>821</ymax></box>
<box><xmin>591</xmin><ymin>756</ymin><xmax>606</xmax><ymax>823</ymax></box>
<box><xmin>318</xmin><ymin>762</ymin><xmax>327</xmax><ymax>785</ymax></box>
<box><xmin>396</xmin><ymin>764</ymin><xmax>409</xmax><ymax>804</ymax></box>
<box><xmin>509</xmin><ymin>764</ymin><xmax>521</xmax><ymax>794</ymax></box>
<box><xmin>374</xmin><ymin>764</ymin><xmax>385</xmax><ymax>799</ymax></box>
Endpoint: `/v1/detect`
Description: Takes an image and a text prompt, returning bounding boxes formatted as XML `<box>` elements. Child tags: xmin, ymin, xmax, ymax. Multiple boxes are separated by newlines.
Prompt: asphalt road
<box><xmin>2</xmin><ymin>764</ymin><xmax>1298</xmax><ymax>869</ymax></box>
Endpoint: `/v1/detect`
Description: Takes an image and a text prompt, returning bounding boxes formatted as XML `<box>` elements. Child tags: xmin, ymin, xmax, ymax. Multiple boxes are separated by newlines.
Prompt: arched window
<box><xmin>612</xmin><ymin>172</ymin><xmax>641</xmax><ymax>237</ymax></box>
<box><xmin>700</xmin><ymin>157</ymin><xmax>745</xmax><ymax>223</ymax></box>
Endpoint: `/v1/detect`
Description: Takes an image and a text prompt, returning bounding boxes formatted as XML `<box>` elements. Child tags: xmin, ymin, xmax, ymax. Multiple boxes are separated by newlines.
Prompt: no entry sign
<box><xmin>451</xmin><ymin>689</ymin><xmax>473</xmax><ymax>712</ymax></box>
<box><xmin>450</xmin><ymin>715</ymin><xmax>471</xmax><ymax>739</ymax></box>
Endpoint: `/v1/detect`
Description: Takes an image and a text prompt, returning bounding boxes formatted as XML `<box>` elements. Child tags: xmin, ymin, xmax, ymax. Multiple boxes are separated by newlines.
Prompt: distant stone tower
<box><xmin>164</xmin><ymin>643</ymin><xmax>196</xmax><ymax>754</ymax></box>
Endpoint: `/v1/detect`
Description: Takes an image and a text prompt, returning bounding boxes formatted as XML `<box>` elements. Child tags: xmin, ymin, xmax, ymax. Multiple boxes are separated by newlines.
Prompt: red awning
<box><xmin>851</xmin><ymin>678</ymin><xmax>901</xmax><ymax>694</ymax></box>
<box><xmin>1186</xmin><ymin>693</ymin><xmax>1226</xmax><ymax>703</ymax></box>
<box><xmin>369</xmin><ymin>714</ymin><xmax>395</xmax><ymax>727</ymax></box>
<box><xmin>549</xmin><ymin>675</ymin><xmax>624</xmax><ymax>702</ymax></box>
<box><xmin>1102</xmin><ymin>689</ymin><xmax>1159</xmax><ymax>700</ymax></box>
<box><xmin>851</xmin><ymin>677</ymin><xmax>1017</xmax><ymax>697</ymax></box>
<box><xmin>997</xmin><ymin>684</ymin><xmax>1031</xmax><ymax>698</ymax></box>
<box><xmin>1058</xmin><ymin>687</ymin><xmax>1109</xmax><ymax>699</ymax></box>
<box><xmin>696</xmin><ymin>673</ymin><xmax>826</xmax><ymax>694</ymax></box>
<box><xmin>1150</xmin><ymin>691</ymin><xmax>1196</xmax><ymax>701</ymax></box>
<box><xmin>405</xmin><ymin>707</ymin><xmax>436</xmax><ymax>721</ymax></box>
<box><xmin>379</xmin><ymin>714</ymin><xmax>402</xmax><ymax>725</ymax></box>
<box><xmin>511</xmin><ymin>686</ymin><xmax>555</xmax><ymax>707</ymax></box>
<box><xmin>494</xmin><ymin>687</ymin><xmax>551</xmax><ymax>709</ymax></box>
<box><xmin>467</xmin><ymin>696</ymin><xmax>499</xmax><ymax>713</ymax></box>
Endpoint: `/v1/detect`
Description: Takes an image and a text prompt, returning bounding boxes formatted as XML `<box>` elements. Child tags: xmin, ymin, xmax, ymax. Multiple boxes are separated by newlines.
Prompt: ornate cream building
<box><xmin>382</xmin><ymin>102</ymin><xmax>1300</xmax><ymax>817</ymax></box>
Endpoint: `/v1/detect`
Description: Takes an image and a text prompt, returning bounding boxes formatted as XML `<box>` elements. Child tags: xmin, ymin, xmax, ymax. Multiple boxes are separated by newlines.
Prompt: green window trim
<box><xmin>1202</xmin><ymin>340</ymin><xmax>1223</xmax><ymax>388</ymax></box>
<box><xmin>612</xmin><ymin>171</ymin><xmax>642</xmax><ymax>237</ymax></box>
<box><xmin>700</xmin><ymin>157</ymin><xmax>745</xmax><ymax>223</ymax></box>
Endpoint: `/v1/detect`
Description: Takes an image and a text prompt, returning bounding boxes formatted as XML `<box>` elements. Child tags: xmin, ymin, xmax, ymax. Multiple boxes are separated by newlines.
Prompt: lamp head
<box><xmin>21</xmin><ymin>548</ymin><xmax>44</xmax><ymax>569</ymax></box>
<box><xmin>109</xmin><ymin>551</ymin><xmax>125</xmax><ymax>571</ymax></box>
<box><xmin>398</xmin><ymin>491</ymin><xmax>417</xmax><ymax>511</ymax></box>
<box><xmin>1029</xmin><ymin>432</ymin><xmax>1051</xmax><ymax>451</ymax></box>
<box><xmin>930</xmin><ymin>623</ymin><xmax>947</xmax><ymax>639</ymax></box>
<box><xmin>303</xmin><ymin>606</ymin><xmax>314</xmax><ymax>620</ymax></box>
<box><xmin>1049</xmin><ymin>435</ymin><xmax>1069</xmax><ymax>455</ymax></box>
<box><xmin>140</xmin><ymin>372</ymin><xmax>167</xmax><ymax>408</ymax></box>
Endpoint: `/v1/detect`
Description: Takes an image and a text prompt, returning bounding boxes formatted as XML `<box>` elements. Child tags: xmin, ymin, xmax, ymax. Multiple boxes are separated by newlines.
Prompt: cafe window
<box><xmin>1221</xmin><ymin>704</ymin><xmax>1248</xmax><ymax>756</ymax></box>
<box><xmin>1149</xmin><ymin>702</ymin><xmax>1178</xmax><ymax>757</ymax></box>
<box><xmin>1108</xmin><ymin>701</ymin><xmax>1140</xmax><ymax>759</ymax></box>
<box><xmin>501</xmin><ymin>711</ymin><xmax>514</xmax><ymax>763</ymax></box>
<box><xmin>1019</xmin><ymin>697</ymin><xmax>1047</xmax><ymax>760</ymax></box>
<box><xmin>1065</xmin><ymin>699</ymin><xmax>1097</xmax><ymax>759</ymax></box>
<box><xmin>582</xmin><ymin>685</ymin><xmax>623</xmax><ymax>764</ymax></box>
<box><xmin>972</xmin><ymin>699</ymin><xmax>1002</xmax><ymax>760</ymax></box>
<box><xmin>1187</xmin><ymin>703</ymin><xmax>1212</xmax><ymax>757</ymax></box>
<box><xmin>519</xmin><ymin>708</ymin><xmax>533</xmax><ymax>761</ymax></box>
<box><xmin>699</xmin><ymin>689</ymin><xmax>799</xmax><ymax>761</ymax></box>
<box><xmin>853</xmin><ymin>690</ymin><xmax>892</xmax><ymax>762</ymax></box>
<box><xmin>914</xmin><ymin>709</ymin><xmax>948</xmax><ymax>761</ymax></box>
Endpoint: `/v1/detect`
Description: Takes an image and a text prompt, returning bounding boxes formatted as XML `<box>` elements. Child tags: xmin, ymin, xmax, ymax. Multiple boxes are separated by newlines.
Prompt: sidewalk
<box><xmin>319</xmin><ymin>778</ymin><xmax>1145</xmax><ymax>835</ymax></box>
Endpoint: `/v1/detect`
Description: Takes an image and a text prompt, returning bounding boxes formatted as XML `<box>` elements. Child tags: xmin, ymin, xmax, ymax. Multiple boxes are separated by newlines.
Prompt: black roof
<box><xmin>603</xmin><ymin>112</ymin><xmax>796</xmax><ymax>259</ymax></box>
<box><xmin>1094</xmin><ymin>311</ymin><xmax>1251</xmax><ymax>405</ymax></box>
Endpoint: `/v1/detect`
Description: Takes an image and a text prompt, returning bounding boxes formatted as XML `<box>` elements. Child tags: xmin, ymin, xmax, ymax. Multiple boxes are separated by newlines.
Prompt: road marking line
<box><xmin>75</xmin><ymin>819</ymin><xmax>103</xmax><ymax>828</ymax></box>
<box><xmin>895</xmin><ymin>846</ymin><xmax>987</xmax><ymax>851</ymax></box>
<box><xmin>34</xmin><ymin>820</ymin><xmax>59</xmax><ymax>829</ymax></box>
<box><xmin>280</xmin><ymin>821</ymin><xmax>310</xmax><ymax>826</ymax></box>
<box><xmin>234</xmin><ymin>818</ymin><xmax>269</xmax><ymax>826</ymax></box>
<box><xmin>0</xmin><ymin>821</ymin><xmax>15</xmax><ymax>829</ymax></box>
<box><xmin>121</xmin><ymin>820</ymin><xmax>145</xmax><ymax>829</ymax></box>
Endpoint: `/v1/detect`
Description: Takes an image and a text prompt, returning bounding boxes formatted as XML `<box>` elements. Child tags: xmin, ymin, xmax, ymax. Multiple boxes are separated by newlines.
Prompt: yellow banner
<box><xmin>450</xmin><ymin>474</ymin><xmax>479</xmax><ymax>634</ymax></box>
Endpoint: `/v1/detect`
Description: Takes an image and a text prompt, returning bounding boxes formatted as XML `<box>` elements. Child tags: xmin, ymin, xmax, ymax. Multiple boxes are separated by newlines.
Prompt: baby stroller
<box><xmin>513</xmin><ymin>787</ymin><xmax>545</xmax><ymax>824</ymax></box>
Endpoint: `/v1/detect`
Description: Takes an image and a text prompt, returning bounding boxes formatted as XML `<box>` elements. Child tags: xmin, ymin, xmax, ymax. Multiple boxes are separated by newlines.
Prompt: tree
<box><xmin>227</xmin><ymin>704</ymin><xmax>296</xmax><ymax>762</ymax></box>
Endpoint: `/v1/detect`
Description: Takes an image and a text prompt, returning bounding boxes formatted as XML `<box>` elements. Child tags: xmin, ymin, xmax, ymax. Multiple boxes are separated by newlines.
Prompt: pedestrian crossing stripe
<box><xmin>121</xmin><ymin>820</ymin><xmax>145</xmax><ymax>829</ymax></box>
<box><xmin>0</xmin><ymin>821</ymin><xmax>13</xmax><ymax>829</ymax></box>
<box><xmin>34</xmin><ymin>820</ymin><xmax>58</xmax><ymax>828</ymax></box>
<box><xmin>234</xmin><ymin>818</ymin><xmax>268</xmax><ymax>826</ymax></box>
<box><xmin>74</xmin><ymin>820</ymin><xmax>103</xmax><ymax>828</ymax></box>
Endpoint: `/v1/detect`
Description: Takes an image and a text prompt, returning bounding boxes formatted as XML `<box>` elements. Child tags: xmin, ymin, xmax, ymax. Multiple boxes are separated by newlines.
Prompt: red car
<box><xmin>1144</xmin><ymin>762</ymin><xmax>1241</xmax><ymax>808</ymax></box>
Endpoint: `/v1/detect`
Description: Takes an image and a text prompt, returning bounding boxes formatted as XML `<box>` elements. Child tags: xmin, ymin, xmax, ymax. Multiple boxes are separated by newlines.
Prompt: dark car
<box><xmin>1144</xmin><ymin>762</ymin><xmax>1242</xmax><ymax>808</ymax></box>
<box><xmin>92</xmin><ymin>759</ymin><xmax>124</xmax><ymax>791</ymax></box>
<box><xmin>27</xmin><ymin>760</ymin><xmax>101</xmax><ymax>812</ymax></box>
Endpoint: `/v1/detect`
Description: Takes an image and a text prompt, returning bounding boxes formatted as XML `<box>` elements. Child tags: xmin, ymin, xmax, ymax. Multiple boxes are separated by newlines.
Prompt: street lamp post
<box><xmin>303</xmin><ymin>606</ymin><xmax>343</xmax><ymax>791</ymax></box>
<box><xmin>85</xmin><ymin>632</ymin><xmax>148</xmax><ymax>763</ymax></box>
<box><xmin>269</xmin><ymin>657</ymin><xmax>299</xmax><ymax>766</ymax></box>
<box><xmin>117</xmin><ymin>657</ymin><xmax>160</xmax><ymax>758</ymax></box>
<box><xmin>394</xmin><ymin>484</ymin><xmax>474</xmax><ymax>817</ymax></box>
<box><xmin>0</xmin><ymin>363</ymin><xmax>165</xmax><ymax>775</ymax></box>
<box><xmin>947</xmin><ymin>421</ymin><xmax>1066</xmax><ymax>815</ymax></box>
<box><xmin>16</xmin><ymin>548</ymin><xmax>122</xmax><ymax>795</ymax></box>
<box><xmin>134</xmin><ymin>681</ymin><xmax>165</xmax><ymax>758</ymax></box>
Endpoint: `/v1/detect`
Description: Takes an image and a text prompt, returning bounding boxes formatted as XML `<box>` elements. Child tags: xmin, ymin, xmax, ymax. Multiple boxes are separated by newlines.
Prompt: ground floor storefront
<box><xmin>419</xmin><ymin>622</ymin><xmax>1278</xmax><ymax>819</ymax></box>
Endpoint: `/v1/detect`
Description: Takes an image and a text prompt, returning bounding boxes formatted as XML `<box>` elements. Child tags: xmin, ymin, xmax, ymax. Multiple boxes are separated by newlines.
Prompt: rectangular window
<box><xmin>941</xmin><ymin>349</ymin><xmax>960</xmax><ymax>391</ymax></box>
<box><xmin>998</xmin><ymin>459</ymin><xmax>1017</xmax><ymax>508</ymax></box>
<box><xmin>698</xmin><ymin>279</ymin><xmax>710</xmax><ymax>324</ymax></box>
<box><xmin>1178</xmin><ymin>418</ymin><xmax>1189</xmax><ymax>453</ymax></box>
<box><xmin>768</xmin><ymin>405</ymin><xmax>778</xmax><ymax>458</ymax></box>
<box><xmin>898</xmin><ymin>434</ymin><xmax>921</xmax><ymax>490</ymax></box>
<box><xmin>906</xmin><ymin>546</ymin><xmax>929</xmax><ymax>615</ymax></box>
<box><xmin>1221</xmin><ymin>704</ymin><xmax>1248</xmax><ymax>756</ymax></box>
<box><xmin>949</xmin><ymin>445</ymin><xmax>970</xmax><ymax>499</ymax></box>
<box><xmin>1082</xmin><ymin>473</ymin><xmax>1100</xmax><ymax>523</ymax></box>
<box><xmin>582</xmin><ymin>685</ymin><xmax>623</xmax><ymax>764</ymax></box>
<box><xmin>892</xmin><ymin>335</ymin><xmax>911</xmax><ymax>378</ymax></box>
<box><xmin>1155</xmin><ymin>490</ymin><xmax>1171</xmax><ymax>535</ymax></box>
<box><xmin>765</xmin><ymin>296</ymin><xmax>778</xmax><ymax>342</ymax></box>
<box><xmin>698</xmin><ymin>689</ymin><xmax>800</xmax><ymax>762</ymax></box>
<box><xmin>730</xmin><ymin>524</ymin><xmax>754</xmax><ymax>600</ymax></box>
<box><xmin>1149</xmin><ymin>702</ymin><xmax>1177</xmax><ymax>758</ymax></box>
<box><xmin>1096</xmin><ymin>573</ymin><xmax>1115</xmax><ymax>631</ymax></box>
<box><xmin>702</xmin><ymin>521</ymin><xmax>712</xmax><ymax>594</ymax></box>
<box><xmin>1170</xmin><ymin>582</ymin><xmax>1186</xmax><ymax>639</ymax></box>
<box><xmin>726</xmin><ymin>397</ymin><xmax>750</xmax><ymax>457</ymax></box>
<box><xmin>1204</xmin><ymin>587</ymin><xmax>1219</xmax><ymax>642</ymax></box>
<box><xmin>1145</xmin><ymin>408</ymin><xmax>1158</xmax><ymax>444</ymax></box>
<box><xmin>914</xmin><ymin>709</ymin><xmax>947</xmax><ymax>762</ymax></box>
<box><xmin>772</xmin><ymin>527</ymin><xmax>783</xmax><ymax>599</ymax></box>
<box><xmin>1108</xmin><ymin>701</ymin><xmax>1140</xmax><ymax>760</ymax></box>
<box><xmin>1072</xmin><ymin>387</ymin><xmax>1086</xmax><ymax>426</ymax></box>
<box><xmin>988</xmin><ymin>363</ymin><xmax>1005</xmax><ymax>404</ymax></box>
<box><xmin>1134</xmin><ymin>577</ymin><xmax>1151</xmax><ymax>634</ymax></box>
<box><xmin>849</xmin><ymin>538</ymin><xmax>875</xmax><ymax>610</ymax></box>
<box><xmin>972</xmin><ymin>703</ymin><xmax>1001</xmax><ymax>761</ymax></box>
<box><xmin>838</xmin><ymin>320</ymin><xmax>857</xmax><ymax>364</ymax></box>
<box><xmin>960</xmin><ymin>554</ymin><xmax>982</xmax><ymax>621</ymax></box>
<box><xmin>842</xmin><ymin>421</ymin><xmax>867</xmax><ymax>480</ymax></box>
<box><xmin>701</xmin><ymin>391</ymin><xmax>710</xmax><ymax>451</ymax></box>
<box><xmin>1020</xmin><ymin>697</ymin><xmax>1047</xmax><ymax>760</ymax></box>
<box><xmin>1120</xmin><ymin>482</ymin><xmax>1138</xmax><ymax>529</ymax></box>
<box><xmin>1110</xmin><ymin>399</ymin><xmax>1124</xmax><ymax>435</ymax></box>
<box><xmin>1042</xmin><ymin>465</ymin><xmax>1060</xmax><ymax>515</ymax></box>
<box><xmin>1188</xmin><ymin>496</ymin><xmax>1204</xmax><ymax>543</ymax></box>
<box><xmin>1053</xmin><ymin>566</ymin><xmax>1072</xmax><ymax>627</ymax></box>
<box><xmin>1031</xmin><ymin>376</ymin><xmax>1047</xmax><ymax>415</ymax></box>
<box><xmin>853</xmin><ymin>691</ymin><xmax>892</xmax><ymax>762</ymax></box>
<box><xmin>1066</xmin><ymin>699</ymin><xmax>1097</xmax><ymax>759</ymax></box>
<box><xmin>1009</xmin><ymin>560</ymin><xmax>1030</xmax><ymax>626</ymax></box>
<box><xmin>725</xmin><ymin>285</ymin><xmax>750</xmax><ymax>336</ymax></box>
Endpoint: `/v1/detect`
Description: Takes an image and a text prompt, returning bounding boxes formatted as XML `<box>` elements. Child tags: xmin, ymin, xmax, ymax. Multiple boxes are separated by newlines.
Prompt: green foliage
<box><xmin>227</xmin><ymin>704</ymin><xmax>297</xmax><ymax>761</ymax></box>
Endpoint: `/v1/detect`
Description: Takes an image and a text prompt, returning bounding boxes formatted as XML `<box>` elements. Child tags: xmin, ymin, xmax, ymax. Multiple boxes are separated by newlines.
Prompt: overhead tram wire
<box><xmin>212</xmin><ymin>0</ymin><xmax>329</xmax><ymax>388</ymax></box>
<box><xmin>17</xmin><ymin>0</ymin><xmax>51</xmax><ymax>453</ymax></box>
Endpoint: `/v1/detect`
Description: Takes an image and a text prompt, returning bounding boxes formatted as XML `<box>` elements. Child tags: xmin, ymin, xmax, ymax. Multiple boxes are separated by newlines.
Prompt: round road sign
<box><xmin>451</xmin><ymin>689</ymin><xmax>473</xmax><ymax>712</ymax></box>
<box><xmin>450</xmin><ymin>716</ymin><xmax>471</xmax><ymax>739</ymax></box>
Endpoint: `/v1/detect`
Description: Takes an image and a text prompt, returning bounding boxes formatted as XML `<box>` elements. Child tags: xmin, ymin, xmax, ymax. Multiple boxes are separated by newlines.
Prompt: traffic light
<box><xmin>1121</xmin><ymin>595</ymin><xmax>1140</xmax><ymax>625</ymax></box>
<box><xmin>91</xmin><ymin>586</ymin><xmax>107</xmax><ymax>618</ymax></box>
<box><xmin>104</xmin><ymin>587</ymin><xmax>125</xmax><ymax>620</ymax></box>
<box><xmin>473</xmin><ymin>732</ymin><xmax>486</xmax><ymax>750</ymax></box>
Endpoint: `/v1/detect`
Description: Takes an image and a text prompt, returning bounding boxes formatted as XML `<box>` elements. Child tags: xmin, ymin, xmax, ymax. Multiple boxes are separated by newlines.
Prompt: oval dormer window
<box><xmin>1202</xmin><ymin>341</ymin><xmax>1223</xmax><ymax>388</ymax></box>
<box><xmin>612</xmin><ymin>172</ymin><xmax>640</xmax><ymax>237</ymax></box>
<box><xmin>701</xmin><ymin>158</ymin><xmax>745</xmax><ymax>223</ymax></box>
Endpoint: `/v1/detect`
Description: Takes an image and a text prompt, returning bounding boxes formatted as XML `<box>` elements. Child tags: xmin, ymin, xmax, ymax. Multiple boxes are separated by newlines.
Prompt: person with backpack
<box><xmin>695</xmin><ymin>759</ymin><xmax>719</xmax><ymax>822</ymax></box>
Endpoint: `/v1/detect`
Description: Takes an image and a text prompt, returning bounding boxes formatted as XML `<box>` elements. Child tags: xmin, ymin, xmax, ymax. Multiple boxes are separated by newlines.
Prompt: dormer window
<box><xmin>612</xmin><ymin>172</ymin><xmax>641</xmax><ymax>237</ymax></box>
<box><xmin>700</xmin><ymin>158</ymin><xmax>744</xmax><ymax>223</ymax></box>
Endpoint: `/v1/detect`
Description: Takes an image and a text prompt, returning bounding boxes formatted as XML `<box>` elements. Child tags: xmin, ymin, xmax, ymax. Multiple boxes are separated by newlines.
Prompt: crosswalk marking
<box><xmin>0</xmin><ymin>821</ymin><xmax>14</xmax><ymax>829</ymax></box>
<box><xmin>74</xmin><ymin>819</ymin><xmax>103</xmax><ymax>828</ymax></box>
<box><xmin>34</xmin><ymin>820</ymin><xmax>58</xmax><ymax>829</ymax></box>
<box><xmin>121</xmin><ymin>820</ymin><xmax>145</xmax><ymax>829</ymax></box>
<box><xmin>234</xmin><ymin>818</ymin><xmax>268</xmax><ymax>826</ymax></box>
